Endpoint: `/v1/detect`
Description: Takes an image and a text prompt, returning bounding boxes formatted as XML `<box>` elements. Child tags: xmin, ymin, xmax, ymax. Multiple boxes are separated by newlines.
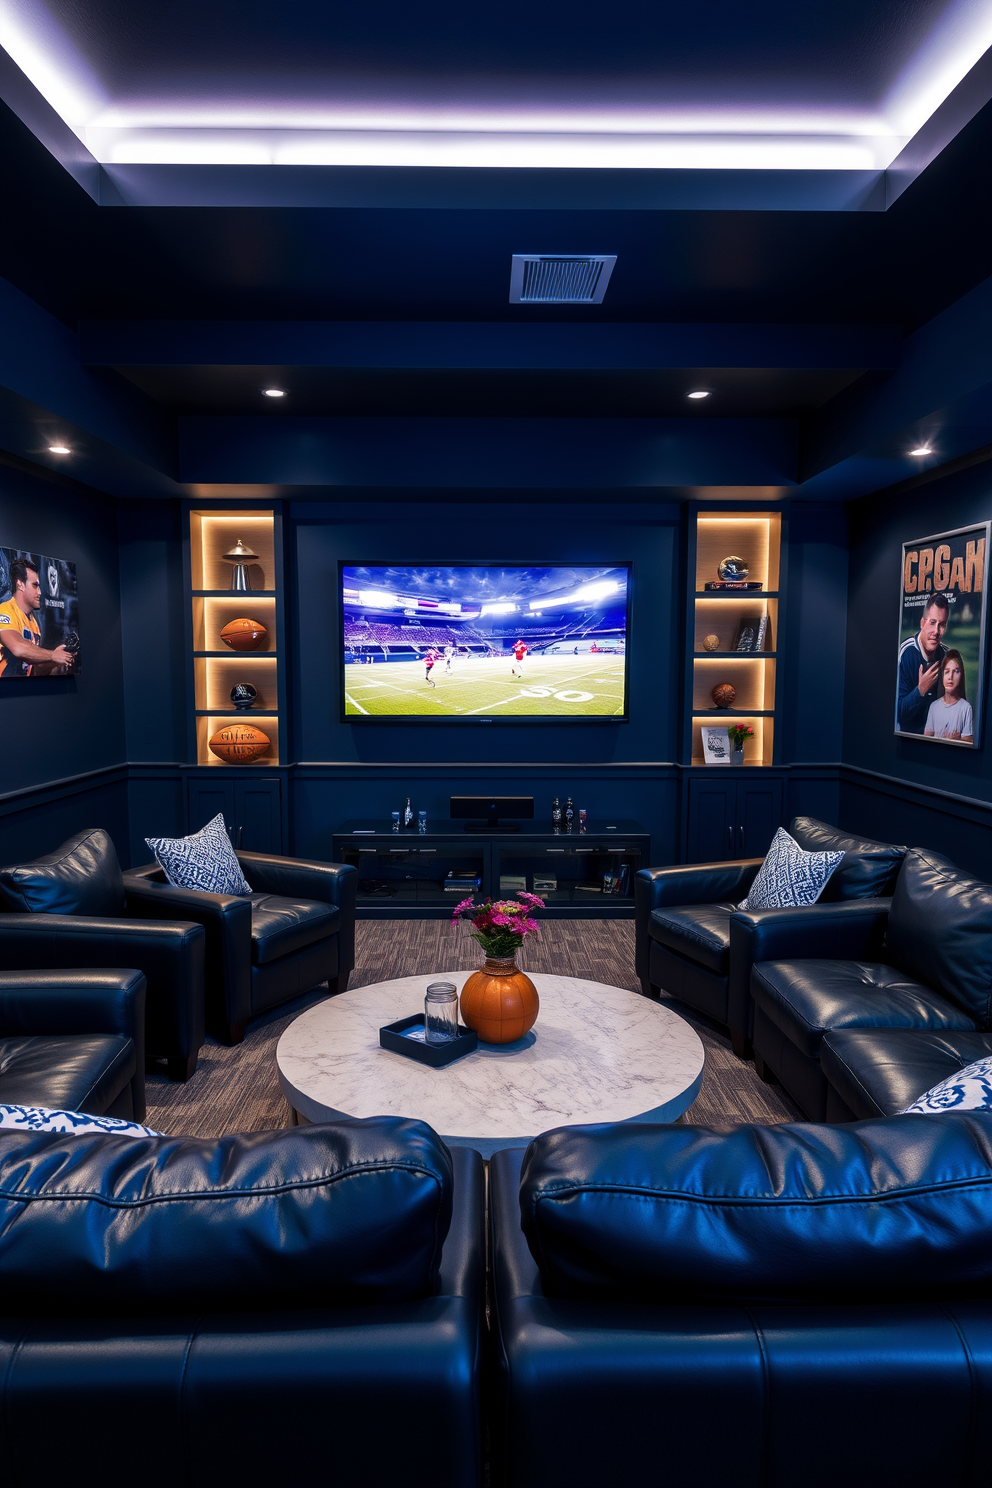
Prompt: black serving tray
<box><xmin>380</xmin><ymin>1014</ymin><xmax>478</xmax><ymax>1067</ymax></box>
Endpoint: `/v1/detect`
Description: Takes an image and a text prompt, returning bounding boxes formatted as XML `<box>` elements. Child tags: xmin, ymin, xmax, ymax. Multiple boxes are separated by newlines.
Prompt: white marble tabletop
<box><xmin>276</xmin><ymin>972</ymin><xmax>705</xmax><ymax>1156</ymax></box>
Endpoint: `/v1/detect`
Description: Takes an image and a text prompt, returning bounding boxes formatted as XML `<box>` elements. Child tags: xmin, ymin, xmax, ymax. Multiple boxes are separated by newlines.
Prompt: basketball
<box><xmin>711</xmin><ymin>682</ymin><xmax>737</xmax><ymax>708</ymax></box>
<box><xmin>220</xmin><ymin>617</ymin><xmax>267</xmax><ymax>651</ymax></box>
<box><xmin>208</xmin><ymin>723</ymin><xmax>271</xmax><ymax>764</ymax></box>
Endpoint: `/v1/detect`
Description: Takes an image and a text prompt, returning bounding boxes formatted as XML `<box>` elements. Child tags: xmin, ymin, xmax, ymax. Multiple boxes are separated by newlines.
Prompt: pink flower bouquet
<box><xmin>451</xmin><ymin>891</ymin><xmax>545</xmax><ymax>959</ymax></box>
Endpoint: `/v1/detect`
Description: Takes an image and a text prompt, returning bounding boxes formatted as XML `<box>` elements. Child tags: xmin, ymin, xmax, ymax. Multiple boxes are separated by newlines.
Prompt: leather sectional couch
<box><xmin>0</xmin><ymin>1116</ymin><xmax>484</xmax><ymax>1488</ymax></box>
<box><xmin>635</xmin><ymin>816</ymin><xmax>906</xmax><ymax>1056</ymax></box>
<box><xmin>751</xmin><ymin>846</ymin><xmax>992</xmax><ymax>1120</ymax></box>
<box><xmin>489</xmin><ymin>1115</ymin><xmax>992</xmax><ymax>1488</ymax></box>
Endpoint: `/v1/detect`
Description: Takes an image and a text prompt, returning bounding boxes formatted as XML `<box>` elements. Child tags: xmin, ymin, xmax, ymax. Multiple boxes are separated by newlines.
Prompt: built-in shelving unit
<box><xmin>684</xmin><ymin>508</ymin><xmax>785</xmax><ymax>769</ymax></box>
<box><xmin>186</xmin><ymin>508</ymin><xmax>285</xmax><ymax>769</ymax></box>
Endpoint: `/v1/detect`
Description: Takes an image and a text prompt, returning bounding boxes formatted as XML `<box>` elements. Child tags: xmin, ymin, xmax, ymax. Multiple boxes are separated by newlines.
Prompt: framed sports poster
<box><xmin>895</xmin><ymin>522</ymin><xmax>989</xmax><ymax>748</ymax></box>
<box><xmin>0</xmin><ymin>546</ymin><xmax>80</xmax><ymax>678</ymax></box>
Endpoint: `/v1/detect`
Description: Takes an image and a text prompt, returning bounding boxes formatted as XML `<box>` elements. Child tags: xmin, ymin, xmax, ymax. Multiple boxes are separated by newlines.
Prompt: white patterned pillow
<box><xmin>739</xmin><ymin>827</ymin><xmax>845</xmax><ymax>912</ymax></box>
<box><xmin>901</xmin><ymin>1057</ymin><xmax>992</xmax><ymax>1114</ymax></box>
<box><xmin>146</xmin><ymin>812</ymin><xmax>251</xmax><ymax>896</ymax></box>
<box><xmin>0</xmin><ymin>1104</ymin><xmax>160</xmax><ymax>1135</ymax></box>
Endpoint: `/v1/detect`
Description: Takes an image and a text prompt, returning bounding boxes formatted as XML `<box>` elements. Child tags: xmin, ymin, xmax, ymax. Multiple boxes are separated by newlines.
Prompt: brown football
<box><xmin>208</xmin><ymin>724</ymin><xmax>271</xmax><ymax>764</ymax></box>
<box><xmin>220</xmin><ymin>617</ymin><xmax>267</xmax><ymax>651</ymax></box>
<box><xmin>711</xmin><ymin>682</ymin><xmax>737</xmax><ymax>708</ymax></box>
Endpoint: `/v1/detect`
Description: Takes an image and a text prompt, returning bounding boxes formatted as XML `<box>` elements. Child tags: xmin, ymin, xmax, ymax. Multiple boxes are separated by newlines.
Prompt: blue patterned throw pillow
<box><xmin>901</xmin><ymin>1056</ymin><xmax>992</xmax><ymax>1114</ymax></box>
<box><xmin>0</xmin><ymin>1104</ymin><xmax>160</xmax><ymax>1136</ymax></box>
<box><xmin>146</xmin><ymin>812</ymin><xmax>252</xmax><ymax>897</ymax></box>
<box><xmin>739</xmin><ymin>827</ymin><xmax>845</xmax><ymax>912</ymax></box>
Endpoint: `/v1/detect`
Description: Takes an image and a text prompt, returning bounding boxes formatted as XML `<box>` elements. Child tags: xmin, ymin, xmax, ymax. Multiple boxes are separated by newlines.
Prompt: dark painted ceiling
<box><xmin>3</xmin><ymin>4</ymin><xmax>992</xmax><ymax>502</ymax></box>
<box><xmin>116</xmin><ymin>366</ymin><xmax>863</xmax><ymax>419</ymax></box>
<box><xmin>26</xmin><ymin>0</ymin><xmax>952</xmax><ymax>116</ymax></box>
<box><xmin>4</xmin><ymin>92</ymin><xmax>992</xmax><ymax>334</ymax></box>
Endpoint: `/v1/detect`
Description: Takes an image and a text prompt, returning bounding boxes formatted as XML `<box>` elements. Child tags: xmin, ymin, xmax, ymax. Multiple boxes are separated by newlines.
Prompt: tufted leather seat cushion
<box><xmin>0</xmin><ymin>1116</ymin><xmax>452</xmax><ymax>1312</ymax></box>
<box><xmin>0</xmin><ymin>828</ymin><xmax>125</xmax><ymax>917</ymax></box>
<box><xmin>750</xmin><ymin>959</ymin><xmax>976</xmax><ymax>1059</ymax></box>
<box><xmin>822</xmin><ymin>1027</ymin><xmax>992</xmax><ymax>1119</ymax></box>
<box><xmin>648</xmin><ymin>903</ymin><xmax>735</xmax><ymax>975</ymax></box>
<box><xmin>250</xmin><ymin>894</ymin><xmax>339</xmax><ymax>966</ymax></box>
<box><xmin>0</xmin><ymin>1034</ymin><xmax>135</xmax><ymax>1115</ymax></box>
<box><xmin>518</xmin><ymin>1114</ymin><xmax>992</xmax><ymax>1301</ymax></box>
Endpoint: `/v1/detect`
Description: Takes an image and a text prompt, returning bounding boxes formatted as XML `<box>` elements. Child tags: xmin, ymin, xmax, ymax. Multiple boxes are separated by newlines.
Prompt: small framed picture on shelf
<box><xmin>701</xmin><ymin>725</ymin><xmax>732</xmax><ymax>764</ymax></box>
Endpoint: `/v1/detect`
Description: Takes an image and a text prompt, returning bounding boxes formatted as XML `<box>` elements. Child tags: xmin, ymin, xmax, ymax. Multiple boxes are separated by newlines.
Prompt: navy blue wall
<box><xmin>840</xmin><ymin>456</ymin><xmax>992</xmax><ymax>872</ymax></box>
<box><xmin>286</xmin><ymin>498</ymin><xmax>683</xmax><ymax>859</ymax></box>
<box><xmin>0</xmin><ymin>456</ymin><xmax>129</xmax><ymax>861</ymax></box>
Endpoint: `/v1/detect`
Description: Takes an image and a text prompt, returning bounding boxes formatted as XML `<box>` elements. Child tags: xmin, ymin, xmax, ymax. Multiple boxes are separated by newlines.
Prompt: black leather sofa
<box><xmin>751</xmin><ymin>847</ymin><xmax>992</xmax><ymax>1120</ymax></box>
<box><xmin>0</xmin><ymin>829</ymin><xmax>205</xmax><ymax>1080</ymax></box>
<box><xmin>490</xmin><ymin>1116</ymin><xmax>992</xmax><ymax>1488</ymax></box>
<box><xmin>124</xmin><ymin>849</ymin><xmax>358</xmax><ymax>1043</ymax></box>
<box><xmin>635</xmin><ymin>817</ymin><xmax>905</xmax><ymax>1055</ymax></box>
<box><xmin>0</xmin><ymin>1116</ymin><xmax>484</xmax><ymax>1488</ymax></box>
<box><xmin>0</xmin><ymin>967</ymin><xmax>146</xmax><ymax>1120</ymax></box>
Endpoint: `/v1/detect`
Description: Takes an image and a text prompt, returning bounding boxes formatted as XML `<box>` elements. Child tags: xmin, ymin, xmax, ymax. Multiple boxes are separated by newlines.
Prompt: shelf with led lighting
<box><xmin>683</xmin><ymin>507</ymin><xmax>786</xmax><ymax>770</ymax></box>
<box><xmin>185</xmin><ymin>508</ymin><xmax>287</xmax><ymax>775</ymax></box>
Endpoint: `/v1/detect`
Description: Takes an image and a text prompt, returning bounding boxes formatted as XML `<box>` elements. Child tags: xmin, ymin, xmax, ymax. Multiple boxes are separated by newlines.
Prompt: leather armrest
<box><xmin>727</xmin><ymin>898</ymin><xmax>892</xmax><ymax>1042</ymax></box>
<box><xmin>124</xmin><ymin>872</ymin><xmax>252</xmax><ymax>1030</ymax></box>
<box><xmin>237</xmin><ymin>852</ymin><xmax>358</xmax><ymax>976</ymax></box>
<box><xmin>0</xmin><ymin>914</ymin><xmax>204</xmax><ymax>1065</ymax></box>
<box><xmin>634</xmin><ymin>860</ymin><xmax>763</xmax><ymax>980</ymax></box>
<box><xmin>0</xmin><ymin>968</ymin><xmax>145</xmax><ymax>1047</ymax></box>
<box><xmin>235</xmin><ymin>851</ymin><xmax>355</xmax><ymax>904</ymax></box>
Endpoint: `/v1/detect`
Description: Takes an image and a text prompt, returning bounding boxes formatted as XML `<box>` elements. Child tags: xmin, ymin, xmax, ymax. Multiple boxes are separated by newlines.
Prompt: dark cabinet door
<box><xmin>234</xmin><ymin>777</ymin><xmax>283</xmax><ymax>854</ymax></box>
<box><xmin>736</xmin><ymin>777</ymin><xmax>784</xmax><ymax>859</ymax></box>
<box><xmin>687</xmin><ymin>775</ymin><xmax>783</xmax><ymax>863</ymax></box>
<box><xmin>187</xmin><ymin>777</ymin><xmax>235</xmax><ymax>834</ymax></box>
<box><xmin>686</xmin><ymin>778</ymin><xmax>737</xmax><ymax>863</ymax></box>
<box><xmin>186</xmin><ymin>775</ymin><xmax>283</xmax><ymax>854</ymax></box>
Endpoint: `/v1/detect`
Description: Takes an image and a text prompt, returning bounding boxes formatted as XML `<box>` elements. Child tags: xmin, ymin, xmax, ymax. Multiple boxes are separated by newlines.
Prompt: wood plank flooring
<box><xmin>144</xmin><ymin>917</ymin><xmax>801</xmax><ymax>1137</ymax></box>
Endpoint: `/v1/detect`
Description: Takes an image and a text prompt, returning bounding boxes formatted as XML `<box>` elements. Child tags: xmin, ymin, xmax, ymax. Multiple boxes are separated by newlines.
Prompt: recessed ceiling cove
<box><xmin>1</xmin><ymin>0</ymin><xmax>992</xmax><ymax>192</ymax></box>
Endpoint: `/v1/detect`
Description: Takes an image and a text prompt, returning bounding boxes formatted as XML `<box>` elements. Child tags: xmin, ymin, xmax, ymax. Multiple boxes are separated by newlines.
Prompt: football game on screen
<box><xmin>341</xmin><ymin>564</ymin><xmax>629</xmax><ymax>719</ymax></box>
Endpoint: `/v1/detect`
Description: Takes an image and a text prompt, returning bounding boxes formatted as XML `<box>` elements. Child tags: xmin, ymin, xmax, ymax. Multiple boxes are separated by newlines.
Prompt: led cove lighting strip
<box><xmin>3</xmin><ymin>1</ymin><xmax>992</xmax><ymax>170</ymax></box>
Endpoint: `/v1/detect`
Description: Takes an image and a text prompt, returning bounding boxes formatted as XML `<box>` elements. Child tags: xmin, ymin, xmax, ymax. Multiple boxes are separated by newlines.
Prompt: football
<box><xmin>220</xmin><ymin>617</ymin><xmax>267</xmax><ymax>651</ymax></box>
<box><xmin>711</xmin><ymin>682</ymin><xmax>737</xmax><ymax>708</ymax></box>
<box><xmin>208</xmin><ymin>724</ymin><xmax>271</xmax><ymax>764</ymax></box>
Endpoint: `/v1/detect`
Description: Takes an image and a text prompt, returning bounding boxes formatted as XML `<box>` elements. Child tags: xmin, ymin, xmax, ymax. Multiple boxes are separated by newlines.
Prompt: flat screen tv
<box><xmin>340</xmin><ymin>563</ymin><xmax>630</xmax><ymax>721</ymax></box>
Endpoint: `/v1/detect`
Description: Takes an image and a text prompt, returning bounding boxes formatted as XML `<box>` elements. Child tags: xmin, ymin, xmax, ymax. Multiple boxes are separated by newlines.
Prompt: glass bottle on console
<box><xmin>403</xmin><ymin>798</ymin><xmax>414</xmax><ymax>829</ymax></box>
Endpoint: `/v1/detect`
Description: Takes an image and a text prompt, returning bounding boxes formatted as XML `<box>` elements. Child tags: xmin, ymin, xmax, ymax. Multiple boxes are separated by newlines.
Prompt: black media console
<box><xmin>332</xmin><ymin>819</ymin><xmax>648</xmax><ymax>919</ymax></box>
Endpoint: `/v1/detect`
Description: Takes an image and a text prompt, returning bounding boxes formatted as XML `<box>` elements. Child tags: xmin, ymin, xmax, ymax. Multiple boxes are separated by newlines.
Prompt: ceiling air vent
<box><xmin>509</xmin><ymin>254</ymin><xmax>617</xmax><ymax>304</ymax></box>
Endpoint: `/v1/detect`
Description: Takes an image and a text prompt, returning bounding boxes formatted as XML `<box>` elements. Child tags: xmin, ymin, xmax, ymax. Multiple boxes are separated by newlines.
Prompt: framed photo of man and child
<box><xmin>896</xmin><ymin>521</ymin><xmax>989</xmax><ymax>748</ymax></box>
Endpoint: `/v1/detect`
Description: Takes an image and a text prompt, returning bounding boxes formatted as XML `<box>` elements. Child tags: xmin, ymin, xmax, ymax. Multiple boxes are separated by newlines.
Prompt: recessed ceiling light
<box><xmin>909</xmin><ymin>445</ymin><xmax>932</xmax><ymax>456</ymax></box>
<box><xmin>263</xmin><ymin>388</ymin><xmax>285</xmax><ymax>398</ymax></box>
<box><xmin>48</xmin><ymin>444</ymin><xmax>71</xmax><ymax>454</ymax></box>
<box><xmin>687</xmin><ymin>390</ymin><xmax>710</xmax><ymax>400</ymax></box>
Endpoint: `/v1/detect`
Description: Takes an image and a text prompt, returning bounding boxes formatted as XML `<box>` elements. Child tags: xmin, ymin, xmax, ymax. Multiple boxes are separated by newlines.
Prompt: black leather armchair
<box><xmin>635</xmin><ymin>817</ymin><xmax>905</xmax><ymax>1057</ymax></box>
<box><xmin>0</xmin><ymin>828</ymin><xmax>206</xmax><ymax>1081</ymax></box>
<box><xmin>0</xmin><ymin>1117</ymin><xmax>484</xmax><ymax>1488</ymax></box>
<box><xmin>0</xmin><ymin>968</ymin><xmax>146</xmax><ymax>1120</ymax></box>
<box><xmin>124</xmin><ymin>850</ymin><xmax>357</xmax><ymax>1043</ymax></box>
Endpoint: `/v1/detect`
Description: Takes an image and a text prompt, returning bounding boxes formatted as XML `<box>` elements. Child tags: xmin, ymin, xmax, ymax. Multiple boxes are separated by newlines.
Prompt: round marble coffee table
<box><xmin>276</xmin><ymin>972</ymin><xmax>705</xmax><ymax>1157</ymax></box>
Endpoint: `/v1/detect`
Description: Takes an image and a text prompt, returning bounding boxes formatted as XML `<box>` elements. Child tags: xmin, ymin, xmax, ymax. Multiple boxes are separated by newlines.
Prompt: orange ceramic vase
<box><xmin>459</xmin><ymin>956</ymin><xmax>539</xmax><ymax>1044</ymax></box>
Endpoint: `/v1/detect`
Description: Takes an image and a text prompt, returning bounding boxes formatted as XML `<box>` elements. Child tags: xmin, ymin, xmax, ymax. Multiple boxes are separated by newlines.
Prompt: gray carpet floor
<box><xmin>145</xmin><ymin>917</ymin><xmax>801</xmax><ymax>1137</ymax></box>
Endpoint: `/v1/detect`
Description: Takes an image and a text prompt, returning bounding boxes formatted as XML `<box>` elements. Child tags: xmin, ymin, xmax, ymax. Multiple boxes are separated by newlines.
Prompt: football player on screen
<box><xmin>510</xmin><ymin>638</ymin><xmax>528</xmax><ymax>677</ymax></box>
<box><xmin>0</xmin><ymin>558</ymin><xmax>75</xmax><ymax>677</ymax></box>
<box><xmin>424</xmin><ymin>648</ymin><xmax>439</xmax><ymax>687</ymax></box>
